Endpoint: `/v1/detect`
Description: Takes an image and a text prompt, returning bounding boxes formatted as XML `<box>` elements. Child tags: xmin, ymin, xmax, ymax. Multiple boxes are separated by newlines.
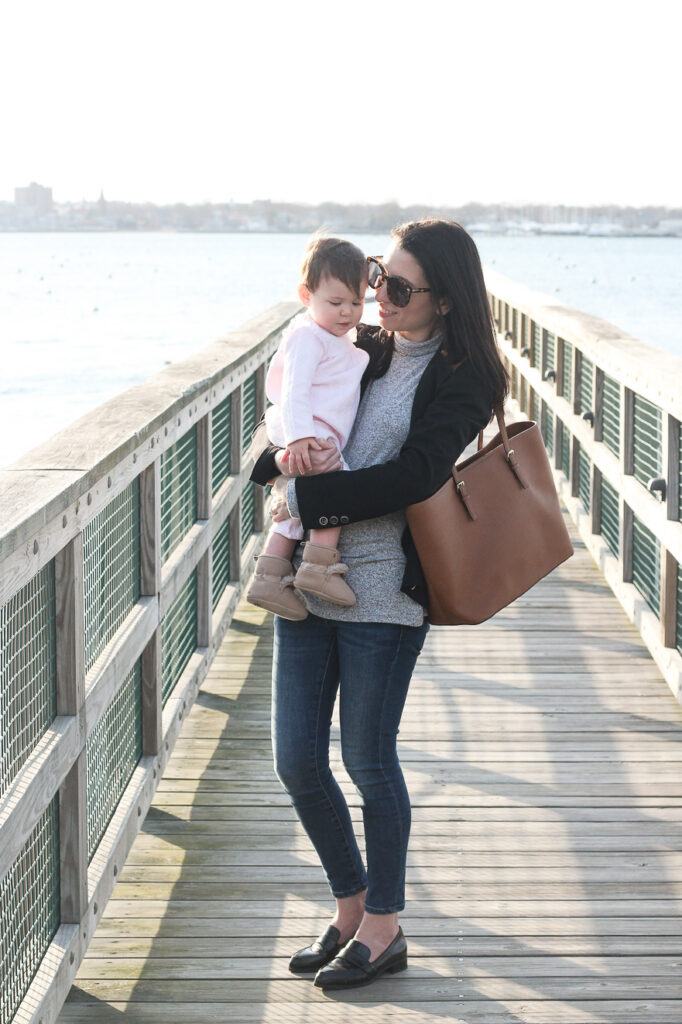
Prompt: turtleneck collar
<box><xmin>393</xmin><ymin>331</ymin><xmax>443</xmax><ymax>357</ymax></box>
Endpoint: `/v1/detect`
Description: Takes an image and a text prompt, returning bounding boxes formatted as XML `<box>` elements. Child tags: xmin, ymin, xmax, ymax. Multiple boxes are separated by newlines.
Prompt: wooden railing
<box><xmin>3</xmin><ymin>278</ymin><xmax>682</xmax><ymax>1023</ymax></box>
<box><xmin>0</xmin><ymin>301</ymin><xmax>298</xmax><ymax>1024</ymax></box>
<box><xmin>486</xmin><ymin>268</ymin><xmax>682</xmax><ymax>701</ymax></box>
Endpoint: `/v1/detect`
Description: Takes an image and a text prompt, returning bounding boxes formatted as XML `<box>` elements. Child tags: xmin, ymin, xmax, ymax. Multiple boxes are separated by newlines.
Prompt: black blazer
<box><xmin>250</xmin><ymin>325</ymin><xmax>495</xmax><ymax>610</ymax></box>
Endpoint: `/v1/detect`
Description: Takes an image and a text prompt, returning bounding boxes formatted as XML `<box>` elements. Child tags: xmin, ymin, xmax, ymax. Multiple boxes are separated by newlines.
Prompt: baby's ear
<box><xmin>298</xmin><ymin>283</ymin><xmax>311</xmax><ymax>306</ymax></box>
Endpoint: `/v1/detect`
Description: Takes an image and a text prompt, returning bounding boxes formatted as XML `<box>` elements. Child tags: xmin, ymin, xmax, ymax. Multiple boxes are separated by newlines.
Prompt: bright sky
<box><xmin>2</xmin><ymin>0</ymin><xmax>681</xmax><ymax>208</ymax></box>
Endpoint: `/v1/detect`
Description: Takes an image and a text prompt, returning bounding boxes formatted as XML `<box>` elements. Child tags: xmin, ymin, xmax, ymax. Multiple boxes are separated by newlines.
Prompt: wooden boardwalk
<box><xmin>58</xmin><ymin>515</ymin><xmax>682</xmax><ymax>1023</ymax></box>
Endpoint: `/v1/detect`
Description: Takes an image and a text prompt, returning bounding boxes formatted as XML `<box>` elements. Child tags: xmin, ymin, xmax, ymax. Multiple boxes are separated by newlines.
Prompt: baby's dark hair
<box><xmin>300</xmin><ymin>235</ymin><xmax>368</xmax><ymax>296</ymax></box>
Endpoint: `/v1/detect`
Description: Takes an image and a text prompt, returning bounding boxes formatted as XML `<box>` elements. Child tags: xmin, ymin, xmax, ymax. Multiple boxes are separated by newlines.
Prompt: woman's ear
<box><xmin>298</xmin><ymin>283</ymin><xmax>311</xmax><ymax>306</ymax></box>
<box><xmin>439</xmin><ymin>297</ymin><xmax>453</xmax><ymax>315</ymax></box>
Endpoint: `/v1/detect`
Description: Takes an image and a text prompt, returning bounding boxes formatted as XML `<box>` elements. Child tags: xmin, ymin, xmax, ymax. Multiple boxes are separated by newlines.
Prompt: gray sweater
<box><xmin>288</xmin><ymin>331</ymin><xmax>442</xmax><ymax>625</ymax></box>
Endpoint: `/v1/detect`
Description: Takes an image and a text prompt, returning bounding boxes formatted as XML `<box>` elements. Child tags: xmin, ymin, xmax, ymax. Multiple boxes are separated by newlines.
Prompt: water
<box><xmin>1</xmin><ymin>232</ymin><xmax>681</xmax><ymax>468</ymax></box>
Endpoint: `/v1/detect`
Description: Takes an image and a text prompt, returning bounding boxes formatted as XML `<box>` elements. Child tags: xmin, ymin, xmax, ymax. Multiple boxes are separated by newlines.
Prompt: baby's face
<box><xmin>304</xmin><ymin>275</ymin><xmax>367</xmax><ymax>337</ymax></box>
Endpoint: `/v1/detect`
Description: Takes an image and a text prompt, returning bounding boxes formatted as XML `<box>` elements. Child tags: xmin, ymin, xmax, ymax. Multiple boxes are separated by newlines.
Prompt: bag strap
<box><xmin>463</xmin><ymin>405</ymin><xmax>528</xmax><ymax>495</ymax></box>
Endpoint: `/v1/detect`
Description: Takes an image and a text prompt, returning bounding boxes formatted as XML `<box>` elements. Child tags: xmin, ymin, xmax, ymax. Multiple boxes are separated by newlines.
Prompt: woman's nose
<box><xmin>375</xmin><ymin>280</ymin><xmax>389</xmax><ymax>303</ymax></box>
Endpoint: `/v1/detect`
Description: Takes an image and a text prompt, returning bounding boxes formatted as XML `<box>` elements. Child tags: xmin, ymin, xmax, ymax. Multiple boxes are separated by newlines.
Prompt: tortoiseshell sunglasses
<box><xmin>366</xmin><ymin>256</ymin><xmax>431</xmax><ymax>308</ymax></box>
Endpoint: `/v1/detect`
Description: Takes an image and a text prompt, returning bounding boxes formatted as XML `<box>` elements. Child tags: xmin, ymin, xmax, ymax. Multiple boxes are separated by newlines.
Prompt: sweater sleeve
<box><xmin>279</xmin><ymin>326</ymin><xmax>325</xmax><ymax>445</ymax></box>
<box><xmin>294</xmin><ymin>360</ymin><xmax>493</xmax><ymax>530</ymax></box>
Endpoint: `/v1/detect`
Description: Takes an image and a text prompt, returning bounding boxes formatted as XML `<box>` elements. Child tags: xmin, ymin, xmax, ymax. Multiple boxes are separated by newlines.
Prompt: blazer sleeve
<box><xmin>294</xmin><ymin>360</ymin><xmax>493</xmax><ymax>530</ymax></box>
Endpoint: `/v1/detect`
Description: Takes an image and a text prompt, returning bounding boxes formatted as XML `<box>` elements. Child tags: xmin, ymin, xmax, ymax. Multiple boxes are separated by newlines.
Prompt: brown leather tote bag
<box><xmin>406</xmin><ymin>408</ymin><xmax>574</xmax><ymax>625</ymax></box>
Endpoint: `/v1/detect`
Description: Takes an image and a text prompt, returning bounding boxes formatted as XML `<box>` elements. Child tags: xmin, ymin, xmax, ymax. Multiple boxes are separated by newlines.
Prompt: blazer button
<box><xmin>319</xmin><ymin>516</ymin><xmax>328</xmax><ymax>526</ymax></box>
<box><xmin>340</xmin><ymin>515</ymin><xmax>349</xmax><ymax>524</ymax></box>
<box><xmin>329</xmin><ymin>516</ymin><xmax>339</xmax><ymax>525</ymax></box>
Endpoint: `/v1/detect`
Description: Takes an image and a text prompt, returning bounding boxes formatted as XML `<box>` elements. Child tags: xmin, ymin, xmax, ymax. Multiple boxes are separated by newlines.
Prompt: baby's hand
<box><xmin>286</xmin><ymin>436</ymin><xmax>322</xmax><ymax>475</ymax></box>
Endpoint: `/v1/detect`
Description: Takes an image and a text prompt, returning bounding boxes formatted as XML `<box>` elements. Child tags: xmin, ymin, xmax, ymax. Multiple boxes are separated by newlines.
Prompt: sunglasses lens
<box><xmin>367</xmin><ymin>261</ymin><xmax>383</xmax><ymax>289</ymax></box>
<box><xmin>387</xmin><ymin>278</ymin><xmax>411</xmax><ymax>307</ymax></box>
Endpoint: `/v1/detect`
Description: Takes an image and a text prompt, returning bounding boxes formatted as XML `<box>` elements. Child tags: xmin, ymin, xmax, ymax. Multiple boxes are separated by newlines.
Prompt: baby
<box><xmin>247</xmin><ymin>236</ymin><xmax>369</xmax><ymax>620</ymax></box>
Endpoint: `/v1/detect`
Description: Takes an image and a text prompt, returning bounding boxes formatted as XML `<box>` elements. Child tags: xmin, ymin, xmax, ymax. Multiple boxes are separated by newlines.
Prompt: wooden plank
<box><xmin>97</xmin><ymin>896</ymin><xmax>682</xmax><ymax>919</ymax></box>
<box><xmin>74</xmin><ymin>953</ymin><xmax>682</xmax><ymax>979</ymax></box>
<box><xmin>60</xmin><ymin>975</ymin><xmax>682</xmax><ymax>1002</ymax></box>
<box><xmin>90</xmin><ymin>914</ymin><xmax>682</xmax><ymax>939</ymax></box>
<box><xmin>55</xmin><ymin>534</ymin><xmax>88</xmax><ymax>923</ymax></box>
<box><xmin>84</xmin><ymin>933</ymin><xmax>682</xmax><ymax>956</ymax></box>
<box><xmin>59</xmin><ymin>752</ymin><xmax>88</xmax><ymax>922</ymax></box>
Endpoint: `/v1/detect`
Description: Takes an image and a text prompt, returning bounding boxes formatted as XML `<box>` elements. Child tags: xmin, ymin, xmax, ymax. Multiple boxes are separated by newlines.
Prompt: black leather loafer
<box><xmin>313</xmin><ymin>927</ymin><xmax>407</xmax><ymax>989</ymax></box>
<box><xmin>288</xmin><ymin>925</ymin><xmax>343</xmax><ymax>974</ymax></box>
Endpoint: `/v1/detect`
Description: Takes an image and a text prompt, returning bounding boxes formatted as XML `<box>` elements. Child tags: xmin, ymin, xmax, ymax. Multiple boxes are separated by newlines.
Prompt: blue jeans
<box><xmin>272</xmin><ymin>613</ymin><xmax>429</xmax><ymax>914</ymax></box>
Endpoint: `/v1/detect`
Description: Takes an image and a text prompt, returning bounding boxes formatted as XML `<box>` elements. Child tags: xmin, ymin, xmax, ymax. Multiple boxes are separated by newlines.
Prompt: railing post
<box><xmin>230</xmin><ymin>385</ymin><xmax>243</xmax><ymax>580</ymax></box>
<box><xmin>571</xmin><ymin>438</ymin><xmax>580</xmax><ymax>498</ymax></box>
<box><xmin>591</xmin><ymin>465</ymin><xmax>602</xmax><ymax>537</ymax></box>
<box><xmin>55</xmin><ymin>534</ymin><xmax>88</xmax><ymax>924</ymax></box>
<box><xmin>140</xmin><ymin>461</ymin><xmax>162</xmax><ymax>756</ymax></box>
<box><xmin>196</xmin><ymin>413</ymin><xmax>212</xmax><ymax>647</ymax></box>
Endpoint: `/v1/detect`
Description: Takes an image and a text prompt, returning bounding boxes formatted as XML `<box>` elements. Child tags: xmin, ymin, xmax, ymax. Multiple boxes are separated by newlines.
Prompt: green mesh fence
<box><xmin>86</xmin><ymin>660</ymin><xmax>142</xmax><ymax>861</ymax></box>
<box><xmin>579</xmin><ymin>357</ymin><xmax>594</xmax><ymax>415</ymax></box>
<box><xmin>632</xmin><ymin>395</ymin><xmax>662</xmax><ymax>488</ymax></box>
<box><xmin>531</xmin><ymin>389</ymin><xmax>541</xmax><ymax>424</ymax></box>
<box><xmin>212</xmin><ymin>393</ymin><xmax>232</xmax><ymax>496</ymax></box>
<box><xmin>241</xmin><ymin>373</ymin><xmax>258</xmax><ymax>457</ymax></box>
<box><xmin>83</xmin><ymin>480</ymin><xmax>140</xmax><ymax>674</ymax></box>
<box><xmin>161</xmin><ymin>426</ymin><xmax>198</xmax><ymax>561</ymax></box>
<box><xmin>542</xmin><ymin>401</ymin><xmax>554</xmax><ymax>457</ymax></box>
<box><xmin>212</xmin><ymin>514</ymin><xmax>231</xmax><ymax>610</ymax></box>
<box><xmin>241</xmin><ymin>480</ymin><xmax>256</xmax><ymax>552</ymax></box>
<box><xmin>578</xmin><ymin>447</ymin><xmax>591</xmax><ymax>513</ymax></box>
<box><xmin>161</xmin><ymin>570</ymin><xmax>197</xmax><ymax>705</ymax></box>
<box><xmin>632</xmin><ymin>514</ymin><xmax>661</xmax><ymax>616</ymax></box>
<box><xmin>600</xmin><ymin>477</ymin><xmax>620</xmax><ymax>558</ymax></box>
<box><xmin>558</xmin><ymin>420</ymin><xmax>571</xmax><ymax>478</ymax></box>
<box><xmin>0</xmin><ymin>798</ymin><xmax>60</xmax><ymax>1024</ymax></box>
<box><xmin>560</xmin><ymin>341</ymin><xmax>573</xmax><ymax>401</ymax></box>
<box><xmin>1</xmin><ymin>564</ymin><xmax>56</xmax><ymax>797</ymax></box>
<box><xmin>602</xmin><ymin>375</ymin><xmax>621</xmax><ymax>458</ymax></box>
<box><xmin>543</xmin><ymin>331</ymin><xmax>556</xmax><ymax>379</ymax></box>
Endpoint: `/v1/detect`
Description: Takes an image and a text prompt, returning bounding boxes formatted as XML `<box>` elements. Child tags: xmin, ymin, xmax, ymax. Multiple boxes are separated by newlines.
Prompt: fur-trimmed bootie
<box><xmin>247</xmin><ymin>555</ymin><xmax>308</xmax><ymax>620</ymax></box>
<box><xmin>294</xmin><ymin>542</ymin><xmax>356</xmax><ymax>607</ymax></box>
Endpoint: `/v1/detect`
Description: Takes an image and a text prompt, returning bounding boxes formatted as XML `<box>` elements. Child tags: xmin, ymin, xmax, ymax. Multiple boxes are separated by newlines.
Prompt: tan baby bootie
<box><xmin>294</xmin><ymin>542</ymin><xmax>356</xmax><ymax>607</ymax></box>
<box><xmin>247</xmin><ymin>555</ymin><xmax>308</xmax><ymax>621</ymax></box>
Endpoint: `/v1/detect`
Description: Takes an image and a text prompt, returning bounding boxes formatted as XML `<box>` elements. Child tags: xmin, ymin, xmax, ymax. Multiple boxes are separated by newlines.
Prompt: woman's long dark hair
<box><xmin>383</xmin><ymin>219</ymin><xmax>509</xmax><ymax>410</ymax></box>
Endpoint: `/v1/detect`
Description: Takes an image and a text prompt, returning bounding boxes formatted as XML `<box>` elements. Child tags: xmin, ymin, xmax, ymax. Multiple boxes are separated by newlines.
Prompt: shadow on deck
<box><xmin>58</xmin><ymin>515</ymin><xmax>682</xmax><ymax>1023</ymax></box>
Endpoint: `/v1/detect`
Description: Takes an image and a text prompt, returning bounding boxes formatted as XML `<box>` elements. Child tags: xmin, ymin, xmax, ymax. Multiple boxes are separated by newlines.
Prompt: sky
<box><xmin>2</xmin><ymin>0</ymin><xmax>681</xmax><ymax>209</ymax></box>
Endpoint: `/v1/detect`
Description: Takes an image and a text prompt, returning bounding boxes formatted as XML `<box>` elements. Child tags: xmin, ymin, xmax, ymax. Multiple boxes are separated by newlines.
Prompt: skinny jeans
<box><xmin>272</xmin><ymin>613</ymin><xmax>429</xmax><ymax>914</ymax></box>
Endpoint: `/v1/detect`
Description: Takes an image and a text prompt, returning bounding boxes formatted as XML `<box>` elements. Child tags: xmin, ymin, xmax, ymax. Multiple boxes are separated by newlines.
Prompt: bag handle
<box><xmin>457</xmin><ymin>405</ymin><xmax>527</xmax><ymax>520</ymax></box>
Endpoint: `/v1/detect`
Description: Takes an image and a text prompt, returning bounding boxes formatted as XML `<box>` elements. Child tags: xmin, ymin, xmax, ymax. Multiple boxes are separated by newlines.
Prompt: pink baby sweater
<box><xmin>264</xmin><ymin>312</ymin><xmax>369</xmax><ymax>448</ymax></box>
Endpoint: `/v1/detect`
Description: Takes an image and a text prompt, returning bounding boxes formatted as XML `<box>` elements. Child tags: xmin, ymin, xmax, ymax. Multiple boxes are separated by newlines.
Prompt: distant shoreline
<box><xmin>1</xmin><ymin>227</ymin><xmax>681</xmax><ymax>238</ymax></box>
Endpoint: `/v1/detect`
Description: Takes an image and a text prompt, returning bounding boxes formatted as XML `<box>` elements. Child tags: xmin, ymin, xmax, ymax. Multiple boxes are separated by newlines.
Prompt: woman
<box><xmin>250</xmin><ymin>219</ymin><xmax>508</xmax><ymax>990</ymax></box>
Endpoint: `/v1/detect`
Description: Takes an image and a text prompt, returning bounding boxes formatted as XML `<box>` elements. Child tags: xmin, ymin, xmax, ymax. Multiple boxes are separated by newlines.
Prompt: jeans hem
<box><xmin>363</xmin><ymin>902</ymin><xmax>405</xmax><ymax>915</ymax></box>
<box><xmin>331</xmin><ymin>883</ymin><xmax>368</xmax><ymax>899</ymax></box>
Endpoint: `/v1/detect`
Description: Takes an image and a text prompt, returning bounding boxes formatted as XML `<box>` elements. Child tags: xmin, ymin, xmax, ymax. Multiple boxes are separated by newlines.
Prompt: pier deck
<box><xmin>57</xmin><ymin>514</ymin><xmax>682</xmax><ymax>1023</ymax></box>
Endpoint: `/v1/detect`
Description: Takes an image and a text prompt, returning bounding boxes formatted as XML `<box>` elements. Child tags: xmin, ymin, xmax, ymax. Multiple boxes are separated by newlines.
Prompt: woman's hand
<box><xmin>276</xmin><ymin>437</ymin><xmax>342</xmax><ymax>477</ymax></box>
